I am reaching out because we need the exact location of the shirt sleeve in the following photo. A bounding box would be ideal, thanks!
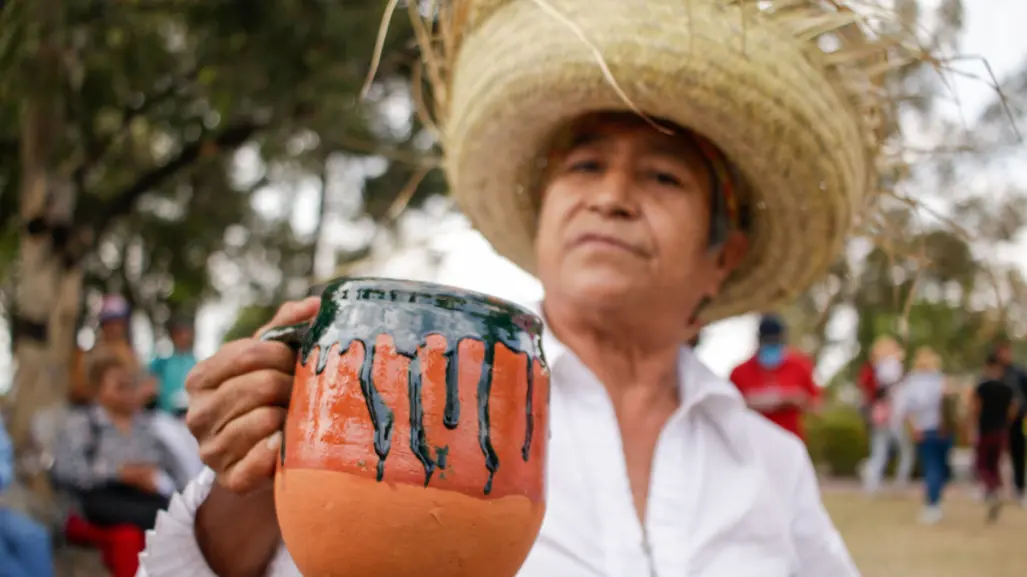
[789,448,861,577]
[138,467,298,577]
[51,412,115,491]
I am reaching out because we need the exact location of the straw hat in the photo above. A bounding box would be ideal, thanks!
[414,0,922,321]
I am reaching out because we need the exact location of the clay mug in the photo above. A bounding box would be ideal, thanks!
[261,277,550,577]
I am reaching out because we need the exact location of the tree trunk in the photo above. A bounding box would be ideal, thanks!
[8,2,82,513]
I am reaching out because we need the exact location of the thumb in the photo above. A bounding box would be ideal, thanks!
[255,296,321,338]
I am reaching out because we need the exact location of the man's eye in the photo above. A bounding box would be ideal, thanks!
[568,159,602,173]
[651,171,682,187]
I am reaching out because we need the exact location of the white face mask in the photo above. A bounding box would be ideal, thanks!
[874,356,904,387]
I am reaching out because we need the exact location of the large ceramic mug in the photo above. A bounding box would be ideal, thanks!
[261,277,550,577]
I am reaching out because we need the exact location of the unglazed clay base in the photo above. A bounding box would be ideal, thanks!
[275,468,545,577]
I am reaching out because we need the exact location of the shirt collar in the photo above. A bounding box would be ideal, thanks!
[530,301,744,414]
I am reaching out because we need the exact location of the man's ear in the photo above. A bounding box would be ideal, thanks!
[708,231,748,291]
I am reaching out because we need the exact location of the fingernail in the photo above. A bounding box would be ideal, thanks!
[266,431,283,451]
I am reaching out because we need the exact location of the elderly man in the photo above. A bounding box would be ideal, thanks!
[139,1,932,575]
[140,114,856,577]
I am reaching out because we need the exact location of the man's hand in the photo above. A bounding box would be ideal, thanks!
[187,297,319,577]
[185,297,320,493]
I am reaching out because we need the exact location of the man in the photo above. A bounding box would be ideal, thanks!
[141,115,856,577]
[972,354,1018,522]
[139,1,925,575]
[146,318,206,484]
[993,341,1027,504]
[729,315,820,441]
[149,317,198,417]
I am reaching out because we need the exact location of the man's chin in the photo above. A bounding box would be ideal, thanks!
[561,272,645,307]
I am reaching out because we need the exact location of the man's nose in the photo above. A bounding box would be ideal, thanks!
[586,168,638,218]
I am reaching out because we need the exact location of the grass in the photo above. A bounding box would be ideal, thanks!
[823,488,1027,577]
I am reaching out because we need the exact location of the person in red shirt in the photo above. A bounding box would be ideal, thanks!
[730,314,820,440]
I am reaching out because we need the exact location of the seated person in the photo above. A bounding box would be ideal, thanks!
[51,353,187,532]
[0,413,54,577]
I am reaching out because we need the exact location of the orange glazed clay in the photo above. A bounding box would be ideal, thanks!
[265,278,550,577]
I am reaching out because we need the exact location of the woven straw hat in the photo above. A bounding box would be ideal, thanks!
[413,0,919,321]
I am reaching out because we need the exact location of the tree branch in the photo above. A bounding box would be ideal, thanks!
[76,68,200,174]
[73,118,266,260]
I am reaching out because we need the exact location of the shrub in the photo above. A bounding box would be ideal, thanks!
[805,407,868,478]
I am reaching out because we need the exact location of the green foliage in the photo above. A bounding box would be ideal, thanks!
[1,0,445,338]
[221,304,278,343]
[806,408,869,478]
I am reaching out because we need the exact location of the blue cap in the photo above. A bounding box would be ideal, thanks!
[758,314,786,342]
[98,295,130,323]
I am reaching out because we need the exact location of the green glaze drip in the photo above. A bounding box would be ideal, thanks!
[262,277,546,495]
[406,353,435,486]
[521,354,535,462]
[442,346,461,429]
[476,340,499,495]
[357,340,394,481]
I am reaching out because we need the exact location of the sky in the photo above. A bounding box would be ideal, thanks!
[1,0,1026,390]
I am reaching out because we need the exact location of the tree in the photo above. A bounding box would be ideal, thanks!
[779,0,1027,383]
[0,1,445,469]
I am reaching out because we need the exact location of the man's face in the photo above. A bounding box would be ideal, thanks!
[101,318,127,341]
[535,112,746,313]
[97,366,136,413]
[171,325,194,350]
[996,344,1013,365]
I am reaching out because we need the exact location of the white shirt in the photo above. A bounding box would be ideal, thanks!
[893,371,945,433]
[139,322,859,577]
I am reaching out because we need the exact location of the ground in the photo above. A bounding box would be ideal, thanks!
[824,487,1027,577]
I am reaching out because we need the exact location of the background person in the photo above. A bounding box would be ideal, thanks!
[894,347,950,524]
[0,413,53,577]
[729,314,820,442]
[862,336,914,494]
[971,354,1018,522]
[992,341,1027,505]
[51,354,186,532]
[149,316,197,418]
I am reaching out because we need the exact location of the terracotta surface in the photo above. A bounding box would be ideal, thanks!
[276,469,545,577]
[270,278,550,577]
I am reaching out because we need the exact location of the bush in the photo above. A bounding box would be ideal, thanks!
[805,407,868,478]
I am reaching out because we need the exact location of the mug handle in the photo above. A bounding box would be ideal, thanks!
[257,322,309,466]
[258,322,309,351]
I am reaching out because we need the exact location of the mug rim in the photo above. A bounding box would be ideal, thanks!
[317,277,543,335]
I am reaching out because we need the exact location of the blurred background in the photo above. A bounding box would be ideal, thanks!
[1,0,1026,576]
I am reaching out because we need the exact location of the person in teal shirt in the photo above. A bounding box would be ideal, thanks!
[149,318,197,417]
